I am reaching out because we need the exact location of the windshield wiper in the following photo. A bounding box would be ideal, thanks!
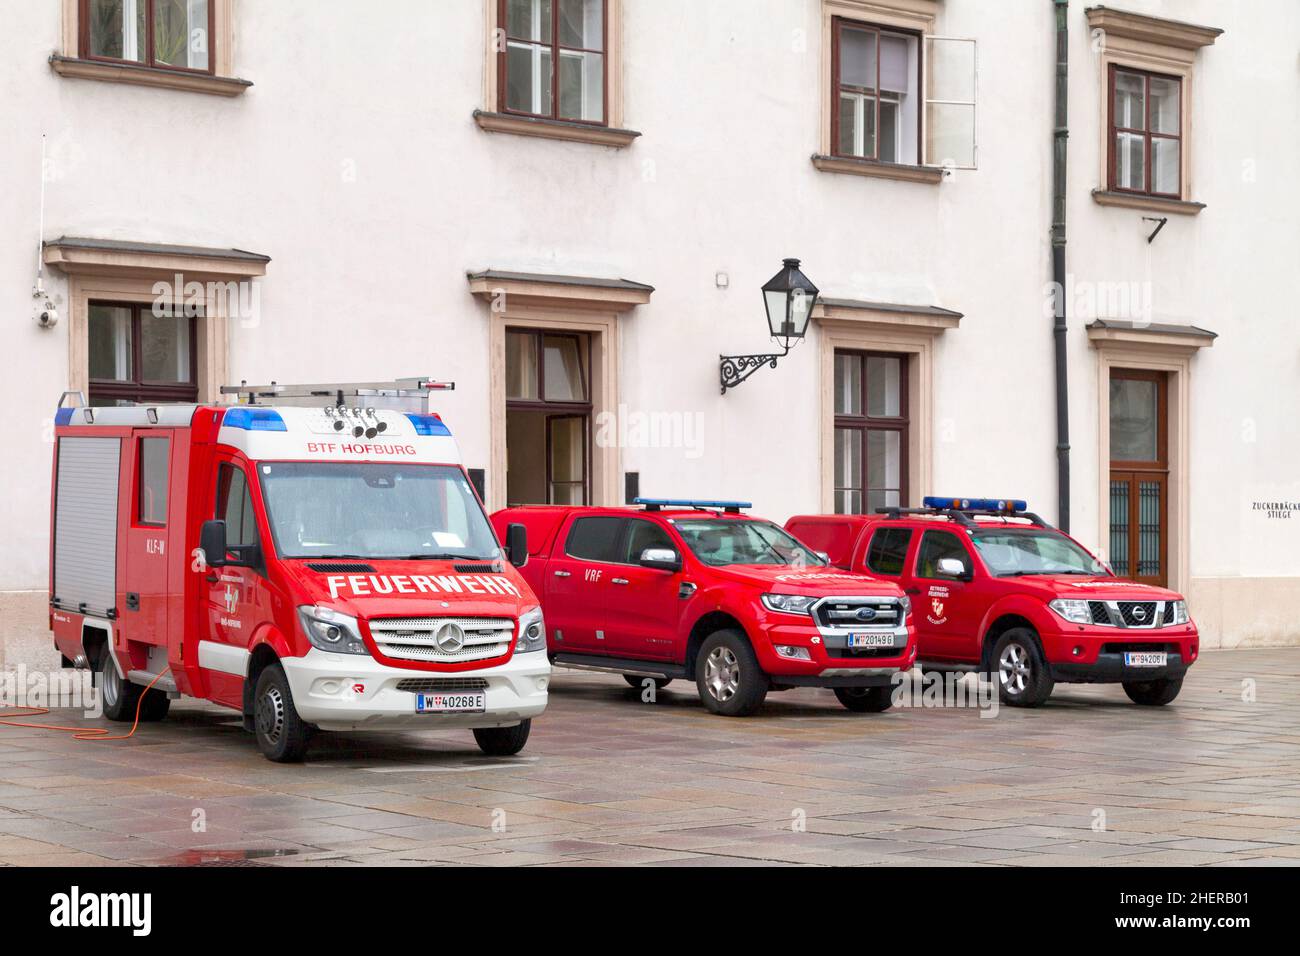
[402,553,498,562]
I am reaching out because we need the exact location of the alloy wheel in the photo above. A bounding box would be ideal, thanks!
[704,646,740,702]
[998,642,1031,695]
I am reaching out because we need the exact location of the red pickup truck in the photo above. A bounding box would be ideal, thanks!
[786,497,1198,708]
[491,499,916,716]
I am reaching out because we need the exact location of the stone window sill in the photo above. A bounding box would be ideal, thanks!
[473,111,640,148]
[1091,189,1205,216]
[811,154,945,184]
[50,55,252,97]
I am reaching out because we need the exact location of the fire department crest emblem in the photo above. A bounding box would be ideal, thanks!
[931,598,945,618]
[224,585,238,615]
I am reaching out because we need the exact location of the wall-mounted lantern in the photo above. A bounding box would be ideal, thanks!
[719,258,819,394]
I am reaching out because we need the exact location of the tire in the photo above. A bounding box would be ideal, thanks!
[96,650,142,722]
[1123,676,1183,706]
[991,628,1054,707]
[622,674,671,690]
[138,688,171,722]
[834,685,894,713]
[474,719,531,756]
[253,664,312,762]
[695,630,768,717]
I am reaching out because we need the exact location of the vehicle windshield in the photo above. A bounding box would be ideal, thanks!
[672,518,826,567]
[971,529,1109,577]
[257,462,500,561]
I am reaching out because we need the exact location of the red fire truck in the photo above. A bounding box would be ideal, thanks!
[490,499,916,716]
[786,497,1198,707]
[49,379,549,762]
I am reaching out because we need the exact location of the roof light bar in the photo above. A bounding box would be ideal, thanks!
[923,496,1027,513]
[634,497,753,514]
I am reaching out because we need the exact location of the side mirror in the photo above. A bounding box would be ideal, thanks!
[506,523,528,568]
[200,520,228,569]
[639,547,682,572]
[937,557,970,580]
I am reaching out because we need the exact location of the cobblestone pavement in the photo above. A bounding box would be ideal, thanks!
[1,648,1298,867]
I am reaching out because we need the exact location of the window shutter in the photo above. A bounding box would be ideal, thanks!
[922,36,978,169]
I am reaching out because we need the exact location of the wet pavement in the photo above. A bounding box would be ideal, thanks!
[1,647,1298,866]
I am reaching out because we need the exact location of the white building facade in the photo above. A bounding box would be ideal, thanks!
[2,0,1297,667]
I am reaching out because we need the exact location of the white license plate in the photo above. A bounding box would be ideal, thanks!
[848,633,895,648]
[416,691,486,714]
[1124,651,1167,667]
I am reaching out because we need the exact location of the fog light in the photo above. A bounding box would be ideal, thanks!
[1072,646,1083,657]
[774,644,811,661]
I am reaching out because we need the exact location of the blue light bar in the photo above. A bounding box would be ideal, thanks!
[222,407,287,431]
[634,497,752,510]
[405,413,452,437]
[924,496,1027,513]
[54,408,74,426]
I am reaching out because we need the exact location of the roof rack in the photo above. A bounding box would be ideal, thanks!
[221,378,454,412]
[875,505,1052,530]
[634,497,752,515]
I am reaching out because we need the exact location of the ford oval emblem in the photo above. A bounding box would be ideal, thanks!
[856,607,877,622]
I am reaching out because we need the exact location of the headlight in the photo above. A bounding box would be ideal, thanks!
[898,594,911,621]
[1171,600,1190,625]
[298,605,368,655]
[761,593,818,616]
[1048,598,1092,625]
[515,605,546,653]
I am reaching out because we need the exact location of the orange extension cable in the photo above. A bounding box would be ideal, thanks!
[0,667,171,742]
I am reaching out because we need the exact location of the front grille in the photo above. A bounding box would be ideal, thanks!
[813,597,902,630]
[307,562,377,573]
[368,616,513,663]
[1088,601,1112,625]
[1117,602,1159,627]
[1162,602,1175,624]
[824,643,905,659]
[396,677,490,693]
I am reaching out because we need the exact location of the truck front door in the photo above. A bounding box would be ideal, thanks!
[904,528,984,662]
[544,515,621,655]
[202,457,270,708]
[601,517,682,661]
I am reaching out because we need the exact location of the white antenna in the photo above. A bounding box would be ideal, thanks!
[34,133,46,297]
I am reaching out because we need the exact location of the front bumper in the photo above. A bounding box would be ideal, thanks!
[281,647,549,732]
[760,618,916,687]
[1040,623,1198,684]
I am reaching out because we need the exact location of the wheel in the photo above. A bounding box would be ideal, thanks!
[623,674,671,690]
[138,688,171,722]
[991,628,1054,707]
[695,630,768,717]
[474,719,531,756]
[834,685,894,713]
[1123,676,1183,706]
[95,650,142,722]
[253,664,311,762]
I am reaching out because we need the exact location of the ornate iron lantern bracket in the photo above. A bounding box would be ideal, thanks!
[719,344,793,394]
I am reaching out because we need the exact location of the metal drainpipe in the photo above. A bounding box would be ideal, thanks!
[1051,0,1071,532]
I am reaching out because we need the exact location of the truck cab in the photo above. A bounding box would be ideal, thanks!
[49,380,549,761]
[787,497,1199,707]
[491,498,916,716]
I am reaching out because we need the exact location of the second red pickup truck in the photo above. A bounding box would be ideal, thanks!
[491,499,916,716]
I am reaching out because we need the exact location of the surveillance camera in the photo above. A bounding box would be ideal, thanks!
[37,303,59,328]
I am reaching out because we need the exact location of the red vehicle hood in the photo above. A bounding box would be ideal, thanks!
[1006,574,1184,602]
[278,559,537,621]
[705,564,904,597]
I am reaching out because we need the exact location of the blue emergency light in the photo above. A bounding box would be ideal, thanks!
[405,413,452,436]
[635,497,752,513]
[222,407,288,431]
[924,496,1027,513]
